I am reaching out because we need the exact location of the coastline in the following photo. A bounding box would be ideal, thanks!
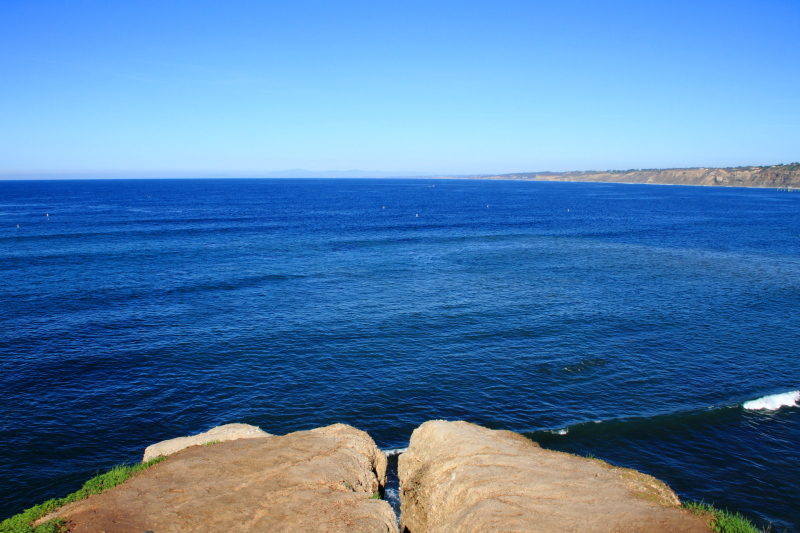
[431,163,800,189]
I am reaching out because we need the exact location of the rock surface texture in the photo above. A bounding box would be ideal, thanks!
[51,424,398,533]
[398,420,710,533]
[142,422,270,461]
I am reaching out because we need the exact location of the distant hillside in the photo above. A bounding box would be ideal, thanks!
[477,163,800,188]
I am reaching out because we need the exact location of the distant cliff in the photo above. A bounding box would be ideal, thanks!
[478,163,800,188]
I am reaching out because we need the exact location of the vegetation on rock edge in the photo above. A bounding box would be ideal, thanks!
[683,500,765,533]
[0,457,166,533]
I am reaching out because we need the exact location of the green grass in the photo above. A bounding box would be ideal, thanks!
[0,457,166,533]
[202,439,222,446]
[683,500,764,533]
[370,491,381,499]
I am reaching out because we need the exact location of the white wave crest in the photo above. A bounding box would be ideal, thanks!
[743,390,800,411]
[384,487,400,501]
[382,447,408,456]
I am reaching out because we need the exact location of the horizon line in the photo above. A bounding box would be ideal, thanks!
[1,162,798,180]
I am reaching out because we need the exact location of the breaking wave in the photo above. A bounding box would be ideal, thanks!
[743,390,800,411]
[529,391,800,445]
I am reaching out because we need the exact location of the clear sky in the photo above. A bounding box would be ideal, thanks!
[1,0,798,175]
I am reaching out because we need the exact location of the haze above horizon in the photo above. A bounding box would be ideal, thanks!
[1,1,798,176]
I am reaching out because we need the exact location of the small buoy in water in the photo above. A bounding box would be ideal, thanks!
[415,213,419,217]
[46,213,49,217]
[16,224,19,228]
[487,205,489,208]
[382,206,385,209]
[567,209,570,212]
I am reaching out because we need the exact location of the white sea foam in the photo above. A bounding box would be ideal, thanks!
[743,390,800,411]
[382,447,408,456]
[384,487,402,523]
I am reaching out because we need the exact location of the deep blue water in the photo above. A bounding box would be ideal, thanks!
[1,178,799,530]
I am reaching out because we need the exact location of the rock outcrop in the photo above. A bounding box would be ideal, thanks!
[30,420,718,532]
[142,422,270,461]
[49,424,398,533]
[398,420,709,533]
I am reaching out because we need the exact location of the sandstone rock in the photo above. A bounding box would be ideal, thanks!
[399,420,709,533]
[51,423,397,533]
[142,423,271,461]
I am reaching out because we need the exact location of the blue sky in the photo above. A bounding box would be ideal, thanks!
[1,0,798,175]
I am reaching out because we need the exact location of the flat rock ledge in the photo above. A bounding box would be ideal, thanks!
[35,420,715,533]
[399,420,710,533]
[49,423,398,533]
[142,422,271,462]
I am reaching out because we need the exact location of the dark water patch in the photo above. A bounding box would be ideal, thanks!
[169,273,308,295]
[561,358,608,373]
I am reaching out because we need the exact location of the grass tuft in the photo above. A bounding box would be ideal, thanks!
[683,500,764,533]
[0,456,166,533]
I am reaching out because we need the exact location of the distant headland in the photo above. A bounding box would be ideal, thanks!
[450,162,800,188]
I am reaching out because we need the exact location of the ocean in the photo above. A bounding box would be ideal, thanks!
[1,178,798,530]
